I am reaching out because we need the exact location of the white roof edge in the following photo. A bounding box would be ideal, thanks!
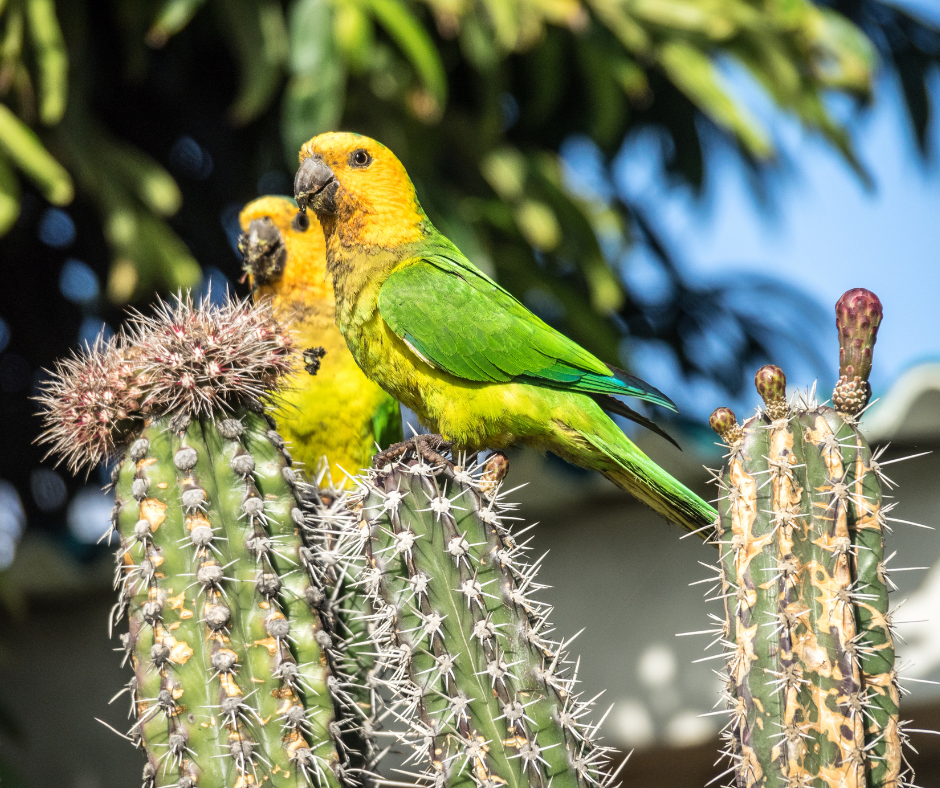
[861,361,940,442]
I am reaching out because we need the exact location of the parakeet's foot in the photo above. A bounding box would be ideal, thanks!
[373,433,454,468]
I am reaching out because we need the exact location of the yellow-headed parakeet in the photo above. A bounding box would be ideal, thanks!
[239,195,401,487]
[293,134,716,534]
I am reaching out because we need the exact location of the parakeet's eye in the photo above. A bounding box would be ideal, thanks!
[349,149,372,168]
[292,211,310,232]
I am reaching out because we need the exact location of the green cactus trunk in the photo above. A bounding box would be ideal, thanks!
[112,409,346,788]
[712,400,900,788]
[337,449,614,788]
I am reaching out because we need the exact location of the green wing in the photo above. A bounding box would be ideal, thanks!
[378,250,676,411]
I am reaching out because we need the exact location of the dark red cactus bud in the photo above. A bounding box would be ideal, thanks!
[754,365,788,419]
[709,408,736,435]
[836,288,882,384]
[755,365,786,404]
[709,408,743,444]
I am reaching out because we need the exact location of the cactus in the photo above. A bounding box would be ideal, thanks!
[327,442,618,788]
[38,296,356,788]
[300,478,389,778]
[707,288,909,788]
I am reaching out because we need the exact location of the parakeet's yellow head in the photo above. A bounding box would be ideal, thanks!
[294,132,429,250]
[238,195,332,303]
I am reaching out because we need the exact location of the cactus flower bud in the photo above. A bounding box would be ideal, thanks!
[833,288,882,416]
[709,407,743,445]
[755,365,788,420]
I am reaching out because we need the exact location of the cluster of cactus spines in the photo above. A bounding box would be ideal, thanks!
[328,444,619,788]
[39,295,363,788]
[703,288,912,788]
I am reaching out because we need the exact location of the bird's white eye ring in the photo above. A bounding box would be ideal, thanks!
[349,149,372,168]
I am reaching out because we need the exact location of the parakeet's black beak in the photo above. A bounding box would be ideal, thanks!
[294,157,338,216]
[238,217,287,286]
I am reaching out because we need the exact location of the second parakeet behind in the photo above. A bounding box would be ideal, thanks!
[293,133,717,535]
[239,195,401,487]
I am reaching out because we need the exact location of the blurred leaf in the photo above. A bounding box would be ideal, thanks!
[812,7,877,93]
[514,199,561,251]
[658,40,773,159]
[334,2,374,72]
[101,138,182,216]
[588,0,651,53]
[478,0,521,51]
[283,0,344,163]
[364,0,447,109]
[24,0,67,124]
[282,70,345,163]
[0,102,72,203]
[833,0,940,156]
[218,0,288,125]
[577,35,628,147]
[481,147,526,200]
[628,0,737,39]
[0,5,26,84]
[0,152,20,234]
[146,0,208,47]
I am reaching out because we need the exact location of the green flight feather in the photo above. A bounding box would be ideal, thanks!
[378,249,676,411]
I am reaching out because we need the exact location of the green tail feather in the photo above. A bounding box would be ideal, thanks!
[555,424,717,537]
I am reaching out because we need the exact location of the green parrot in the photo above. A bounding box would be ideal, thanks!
[293,132,717,535]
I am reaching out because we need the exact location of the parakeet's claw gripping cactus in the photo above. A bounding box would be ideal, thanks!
[372,433,455,470]
[706,289,911,788]
[322,445,620,788]
[38,296,359,788]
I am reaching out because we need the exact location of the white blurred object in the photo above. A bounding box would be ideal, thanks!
[896,562,940,679]
[0,479,25,569]
[637,642,678,688]
[613,699,656,749]
[863,362,940,443]
[67,485,113,544]
[665,710,717,747]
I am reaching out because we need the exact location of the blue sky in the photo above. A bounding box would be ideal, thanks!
[612,25,940,419]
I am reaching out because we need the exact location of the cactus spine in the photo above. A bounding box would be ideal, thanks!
[333,445,616,788]
[708,289,905,788]
[40,297,355,788]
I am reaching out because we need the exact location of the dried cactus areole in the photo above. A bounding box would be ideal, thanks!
[342,449,617,788]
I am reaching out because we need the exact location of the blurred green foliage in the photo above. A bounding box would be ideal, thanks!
[0,0,937,391]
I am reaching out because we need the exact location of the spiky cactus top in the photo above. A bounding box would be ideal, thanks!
[706,290,908,788]
[38,297,355,788]
[38,297,294,473]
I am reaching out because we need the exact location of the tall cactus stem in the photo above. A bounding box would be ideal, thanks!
[707,287,903,788]
[39,295,358,788]
[330,450,618,788]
